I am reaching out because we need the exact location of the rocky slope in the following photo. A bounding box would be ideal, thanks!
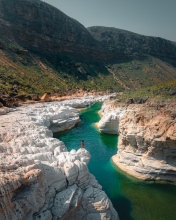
[97,99,176,182]
[0,0,101,62]
[88,26,176,66]
[0,0,176,100]
[0,96,119,220]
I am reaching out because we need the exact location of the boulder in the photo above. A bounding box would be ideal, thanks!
[41,93,50,101]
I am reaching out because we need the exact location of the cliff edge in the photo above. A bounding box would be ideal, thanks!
[0,97,118,220]
[97,99,176,181]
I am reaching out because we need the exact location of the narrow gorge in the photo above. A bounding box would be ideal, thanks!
[0,1,176,220]
[97,99,176,182]
[0,96,119,220]
[54,101,176,220]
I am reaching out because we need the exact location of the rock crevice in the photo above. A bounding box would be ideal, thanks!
[0,96,119,219]
[97,100,176,182]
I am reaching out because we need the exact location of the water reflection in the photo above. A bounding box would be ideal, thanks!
[54,102,176,220]
[99,133,118,150]
[112,195,134,220]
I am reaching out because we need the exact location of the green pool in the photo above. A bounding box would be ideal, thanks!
[54,102,176,220]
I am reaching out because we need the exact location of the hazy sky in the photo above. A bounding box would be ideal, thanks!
[42,0,176,41]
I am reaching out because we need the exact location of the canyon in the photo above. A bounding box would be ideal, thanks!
[0,0,176,219]
[97,99,176,181]
[0,96,119,220]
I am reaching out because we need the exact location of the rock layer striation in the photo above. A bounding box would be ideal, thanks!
[0,96,119,220]
[97,100,176,182]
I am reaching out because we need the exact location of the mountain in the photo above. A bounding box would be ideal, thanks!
[87,26,176,66]
[0,0,102,62]
[0,0,176,104]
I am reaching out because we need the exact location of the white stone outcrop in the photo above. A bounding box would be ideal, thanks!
[96,101,125,134]
[98,100,176,182]
[0,96,119,220]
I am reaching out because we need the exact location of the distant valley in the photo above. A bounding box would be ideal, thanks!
[0,0,176,104]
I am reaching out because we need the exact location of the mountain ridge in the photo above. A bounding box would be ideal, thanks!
[87,26,176,66]
[88,25,176,42]
[0,0,100,60]
[0,0,176,105]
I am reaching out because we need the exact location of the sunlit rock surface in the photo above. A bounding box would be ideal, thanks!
[96,100,125,134]
[0,96,119,220]
[98,100,176,182]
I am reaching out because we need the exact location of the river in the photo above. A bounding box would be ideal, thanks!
[54,102,176,220]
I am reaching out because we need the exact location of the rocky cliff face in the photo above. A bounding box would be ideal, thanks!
[97,100,176,182]
[96,102,123,134]
[1,0,176,64]
[88,26,176,66]
[0,97,119,220]
[0,0,103,62]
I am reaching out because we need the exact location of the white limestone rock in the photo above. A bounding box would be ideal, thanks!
[96,101,125,134]
[63,162,79,185]
[96,112,120,134]
[74,160,90,188]
[99,100,176,182]
[0,96,119,220]
[77,148,91,164]
[52,184,79,219]
[81,186,118,220]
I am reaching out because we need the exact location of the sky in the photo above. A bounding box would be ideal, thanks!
[42,0,176,41]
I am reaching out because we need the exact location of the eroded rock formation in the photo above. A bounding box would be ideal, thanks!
[96,101,125,134]
[0,96,118,220]
[97,100,176,182]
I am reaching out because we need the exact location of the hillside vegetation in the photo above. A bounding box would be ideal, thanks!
[88,26,176,66]
[0,0,176,104]
[117,80,176,102]
[1,38,176,98]
[0,39,123,97]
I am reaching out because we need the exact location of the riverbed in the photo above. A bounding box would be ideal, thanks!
[54,102,176,220]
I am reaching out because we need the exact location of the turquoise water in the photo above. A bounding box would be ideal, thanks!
[54,103,176,220]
